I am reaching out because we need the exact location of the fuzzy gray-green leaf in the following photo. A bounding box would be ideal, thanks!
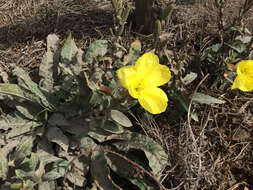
[0,113,24,130]
[15,101,42,121]
[80,136,96,150]
[15,169,34,180]
[14,137,34,166]
[29,153,40,171]
[7,120,42,139]
[109,132,168,178]
[85,40,108,64]
[110,110,132,127]
[183,72,197,85]
[43,171,63,181]
[102,120,124,134]
[13,67,56,110]
[42,159,68,181]
[192,92,226,105]
[38,181,55,190]
[39,34,59,92]
[46,127,69,152]
[39,51,54,92]
[123,39,141,65]
[66,169,87,187]
[0,84,36,103]
[0,153,8,180]
[0,112,42,137]
[61,33,78,64]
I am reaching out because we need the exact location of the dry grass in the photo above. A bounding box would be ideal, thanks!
[0,0,253,189]
[0,0,114,73]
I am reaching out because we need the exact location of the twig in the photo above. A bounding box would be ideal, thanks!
[187,74,209,148]
[187,74,209,185]
[96,148,167,190]
[63,147,167,190]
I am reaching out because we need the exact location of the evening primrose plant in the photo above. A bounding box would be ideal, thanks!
[0,34,168,190]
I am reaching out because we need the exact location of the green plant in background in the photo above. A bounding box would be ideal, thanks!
[0,34,168,189]
[110,0,132,36]
[133,0,174,34]
[199,25,253,91]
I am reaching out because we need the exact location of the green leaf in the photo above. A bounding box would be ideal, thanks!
[19,153,40,172]
[14,137,34,166]
[15,169,34,180]
[0,153,8,180]
[79,136,96,150]
[84,40,108,64]
[42,159,68,181]
[37,145,65,166]
[10,183,23,189]
[123,39,141,65]
[48,113,90,136]
[38,181,55,190]
[192,92,226,105]
[43,171,63,181]
[15,101,42,121]
[0,112,43,138]
[105,152,159,190]
[0,84,37,103]
[110,132,168,177]
[13,67,56,110]
[39,34,59,92]
[46,127,69,152]
[101,120,124,134]
[66,169,87,187]
[1,139,20,157]
[28,153,40,171]
[0,112,23,130]
[91,150,120,190]
[183,72,197,85]
[110,110,132,127]
[88,130,114,143]
[235,35,252,44]
[34,161,45,178]
[170,91,199,122]
[7,120,42,139]
[211,43,222,52]
[57,34,83,96]
[61,33,78,64]
[225,41,246,53]
[161,4,174,21]
[130,179,155,190]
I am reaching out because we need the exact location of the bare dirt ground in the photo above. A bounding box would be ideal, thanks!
[1,0,253,189]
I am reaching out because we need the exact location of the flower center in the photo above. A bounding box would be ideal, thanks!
[135,83,141,91]
[133,82,144,96]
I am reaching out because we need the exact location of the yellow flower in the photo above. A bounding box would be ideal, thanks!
[117,52,171,114]
[231,60,253,92]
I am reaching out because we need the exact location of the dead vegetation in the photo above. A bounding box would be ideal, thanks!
[0,0,253,189]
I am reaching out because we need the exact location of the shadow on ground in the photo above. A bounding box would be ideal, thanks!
[0,0,113,49]
[0,0,114,72]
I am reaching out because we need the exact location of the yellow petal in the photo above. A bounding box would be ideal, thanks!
[117,66,137,89]
[237,60,253,76]
[135,52,171,87]
[138,87,168,114]
[232,75,253,92]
